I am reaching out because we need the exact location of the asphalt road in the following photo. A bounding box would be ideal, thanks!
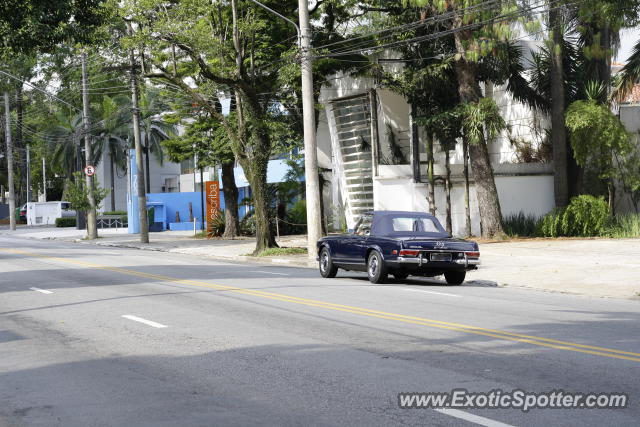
[1,236,639,427]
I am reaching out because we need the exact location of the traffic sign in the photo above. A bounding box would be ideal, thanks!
[84,165,96,176]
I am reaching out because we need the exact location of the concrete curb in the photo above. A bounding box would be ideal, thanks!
[66,237,318,269]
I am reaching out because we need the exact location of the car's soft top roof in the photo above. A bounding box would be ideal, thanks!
[368,211,447,236]
[368,210,437,218]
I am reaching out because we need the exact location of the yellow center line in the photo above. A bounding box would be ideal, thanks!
[3,248,640,363]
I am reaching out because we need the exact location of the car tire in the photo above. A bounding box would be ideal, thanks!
[367,250,388,284]
[319,247,338,278]
[444,270,466,285]
[393,272,409,281]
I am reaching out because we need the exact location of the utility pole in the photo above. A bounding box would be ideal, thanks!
[4,92,15,230]
[26,145,30,202]
[81,52,98,239]
[128,23,149,243]
[297,0,323,260]
[199,163,205,231]
[42,156,47,201]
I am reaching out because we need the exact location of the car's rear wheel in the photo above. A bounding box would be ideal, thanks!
[367,250,388,284]
[319,247,338,278]
[444,270,466,285]
[393,272,409,281]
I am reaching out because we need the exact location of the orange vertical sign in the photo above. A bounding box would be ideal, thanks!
[205,181,220,235]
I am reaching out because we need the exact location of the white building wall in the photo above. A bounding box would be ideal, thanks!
[373,169,553,236]
[95,150,181,213]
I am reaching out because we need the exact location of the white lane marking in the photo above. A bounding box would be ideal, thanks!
[402,288,461,297]
[30,287,53,294]
[435,409,514,427]
[254,271,290,276]
[121,315,168,329]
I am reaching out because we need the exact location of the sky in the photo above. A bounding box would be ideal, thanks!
[616,27,640,63]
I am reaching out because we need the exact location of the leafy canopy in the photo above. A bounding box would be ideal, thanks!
[565,100,632,179]
[0,0,109,57]
[65,172,109,212]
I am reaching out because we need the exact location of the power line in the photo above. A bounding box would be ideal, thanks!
[317,0,575,59]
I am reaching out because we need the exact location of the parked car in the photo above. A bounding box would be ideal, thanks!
[19,204,27,222]
[317,211,480,285]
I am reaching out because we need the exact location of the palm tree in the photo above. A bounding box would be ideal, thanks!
[138,88,176,193]
[46,110,85,199]
[613,39,640,101]
[93,95,130,211]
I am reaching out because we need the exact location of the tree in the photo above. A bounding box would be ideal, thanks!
[138,88,175,193]
[565,100,632,211]
[163,113,241,239]
[0,0,108,57]
[46,110,86,199]
[93,95,130,211]
[124,0,305,253]
[65,171,110,219]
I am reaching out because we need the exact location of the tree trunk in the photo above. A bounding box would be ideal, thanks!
[463,139,472,237]
[453,34,504,237]
[244,158,277,254]
[426,133,436,215]
[221,161,239,239]
[110,150,116,211]
[549,8,569,207]
[445,149,452,234]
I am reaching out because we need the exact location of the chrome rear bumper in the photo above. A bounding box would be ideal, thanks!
[396,256,480,267]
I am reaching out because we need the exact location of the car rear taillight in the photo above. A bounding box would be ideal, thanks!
[465,251,480,258]
[399,249,420,257]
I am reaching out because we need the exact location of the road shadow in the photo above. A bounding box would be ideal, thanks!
[338,274,499,288]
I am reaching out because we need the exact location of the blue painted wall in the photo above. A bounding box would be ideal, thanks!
[147,192,206,228]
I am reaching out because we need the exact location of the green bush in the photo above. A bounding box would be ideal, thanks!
[503,212,539,237]
[538,195,610,237]
[281,199,307,235]
[240,213,256,236]
[208,210,226,237]
[55,217,76,227]
[561,195,609,237]
[538,208,565,237]
[606,214,640,238]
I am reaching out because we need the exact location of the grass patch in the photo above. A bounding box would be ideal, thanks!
[256,247,308,257]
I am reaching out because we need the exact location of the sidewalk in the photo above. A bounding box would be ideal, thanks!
[2,226,312,267]
[3,226,640,299]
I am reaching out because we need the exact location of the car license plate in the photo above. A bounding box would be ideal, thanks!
[430,253,452,262]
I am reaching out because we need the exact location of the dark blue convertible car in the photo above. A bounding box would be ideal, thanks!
[317,211,479,285]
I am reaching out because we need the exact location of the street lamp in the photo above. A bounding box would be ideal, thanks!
[246,0,323,259]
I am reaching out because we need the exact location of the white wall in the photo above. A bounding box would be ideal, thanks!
[495,175,555,218]
[377,89,411,164]
[373,166,554,236]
